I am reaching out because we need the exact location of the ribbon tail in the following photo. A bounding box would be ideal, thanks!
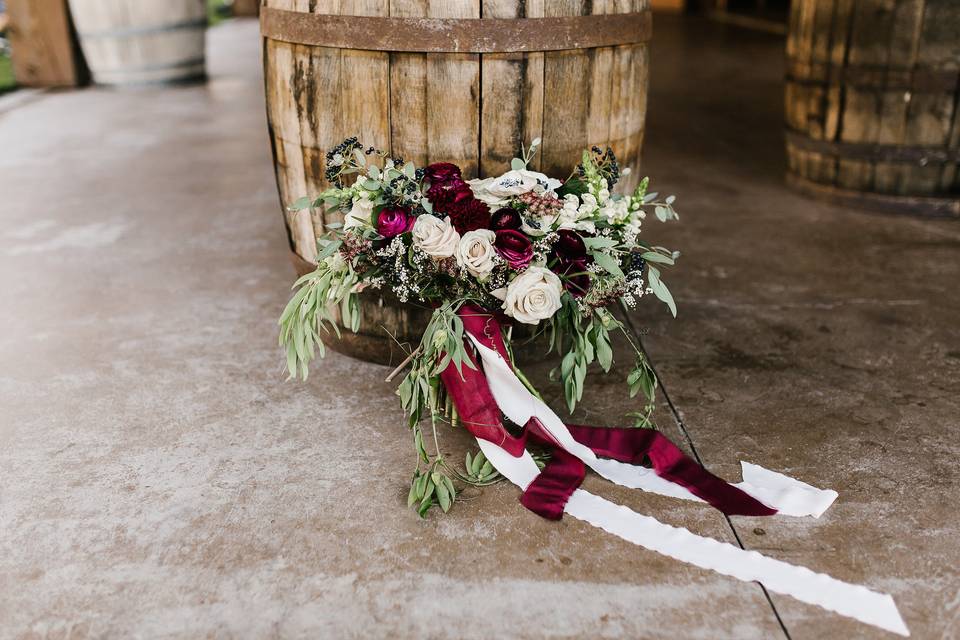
[475,436,909,637]
[734,461,838,518]
[565,488,910,637]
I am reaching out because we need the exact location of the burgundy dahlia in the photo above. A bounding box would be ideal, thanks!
[376,206,413,238]
[490,207,522,231]
[495,229,533,270]
[424,165,491,234]
[424,162,464,187]
[447,197,491,233]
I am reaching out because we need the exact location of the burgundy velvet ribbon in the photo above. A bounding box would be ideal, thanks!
[441,304,776,520]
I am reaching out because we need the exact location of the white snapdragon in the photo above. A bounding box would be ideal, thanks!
[491,266,563,325]
[599,198,631,225]
[455,229,497,278]
[412,214,459,258]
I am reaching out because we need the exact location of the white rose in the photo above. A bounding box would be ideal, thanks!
[412,214,460,258]
[455,229,497,278]
[492,266,563,325]
[343,195,374,230]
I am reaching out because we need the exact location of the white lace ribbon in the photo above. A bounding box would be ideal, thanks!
[468,336,908,637]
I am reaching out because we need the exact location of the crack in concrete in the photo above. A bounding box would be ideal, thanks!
[621,309,793,640]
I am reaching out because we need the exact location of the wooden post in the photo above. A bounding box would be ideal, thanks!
[6,0,83,87]
[232,0,260,17]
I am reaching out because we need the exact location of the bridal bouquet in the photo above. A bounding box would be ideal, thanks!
[280,139,679,515]
[277,138,908,636]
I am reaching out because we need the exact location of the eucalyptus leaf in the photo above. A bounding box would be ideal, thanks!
[591,251,625,278]
[582,236,617,250]
[288,196,313,211]
[640,251,674,265]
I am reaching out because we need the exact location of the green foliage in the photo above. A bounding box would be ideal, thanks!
[277,240,358,380]
[207,0,230,26]
[546,302,617,413]
[0,52,16,94]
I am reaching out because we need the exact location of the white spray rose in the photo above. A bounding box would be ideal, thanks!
[455,229,497,278]
[412,214,460,258]
[343,194,374,230]
[492,266,563,325]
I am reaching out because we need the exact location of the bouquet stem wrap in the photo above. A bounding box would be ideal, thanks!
[440,305,909,637]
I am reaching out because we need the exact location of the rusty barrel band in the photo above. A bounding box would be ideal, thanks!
[785,58,960,93]
[260,8,652,53]
[786,130,960,166]
[786,173,960,219]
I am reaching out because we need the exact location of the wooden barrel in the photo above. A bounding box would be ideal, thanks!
[231,0,260,17]
[785,0,960,218]
[263,0,652,365]
[68,0,206,86]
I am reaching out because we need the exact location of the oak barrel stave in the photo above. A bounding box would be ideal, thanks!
[786,0,960,217]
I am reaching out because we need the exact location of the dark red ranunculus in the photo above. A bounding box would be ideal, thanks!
[490,207,522,231]
[550,229,591,296]
[376,206,413,238]
[556,258,591,297]
[554,229,587,262]
[495,229,533,270]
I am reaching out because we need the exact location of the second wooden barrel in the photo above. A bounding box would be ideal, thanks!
[262,0,652,365]
[69,0,207,86]
[785,0,960,217]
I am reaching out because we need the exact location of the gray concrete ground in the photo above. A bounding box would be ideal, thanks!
[1,15,958,640]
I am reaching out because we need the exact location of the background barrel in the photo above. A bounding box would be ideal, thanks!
[262,0,651,365]
[68,0,206,86]
[785,0,960,218]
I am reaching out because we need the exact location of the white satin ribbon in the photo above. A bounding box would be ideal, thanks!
[468,336,908,637]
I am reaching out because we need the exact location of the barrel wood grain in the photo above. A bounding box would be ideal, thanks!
[6,0,83,87]
[389,0,429,167]
[426,0,481,177]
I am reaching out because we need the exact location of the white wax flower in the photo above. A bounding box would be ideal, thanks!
[455,229,497,278]
[492,265,563,325]
[412,214,460,258]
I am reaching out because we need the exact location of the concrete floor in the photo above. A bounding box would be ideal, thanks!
[1,15,958,640]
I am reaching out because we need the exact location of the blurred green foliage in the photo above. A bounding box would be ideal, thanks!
[207,0,231,26]
[0,52,14,93]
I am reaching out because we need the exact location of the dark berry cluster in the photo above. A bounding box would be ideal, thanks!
[324,137,362,186]
[576,146,621,188]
